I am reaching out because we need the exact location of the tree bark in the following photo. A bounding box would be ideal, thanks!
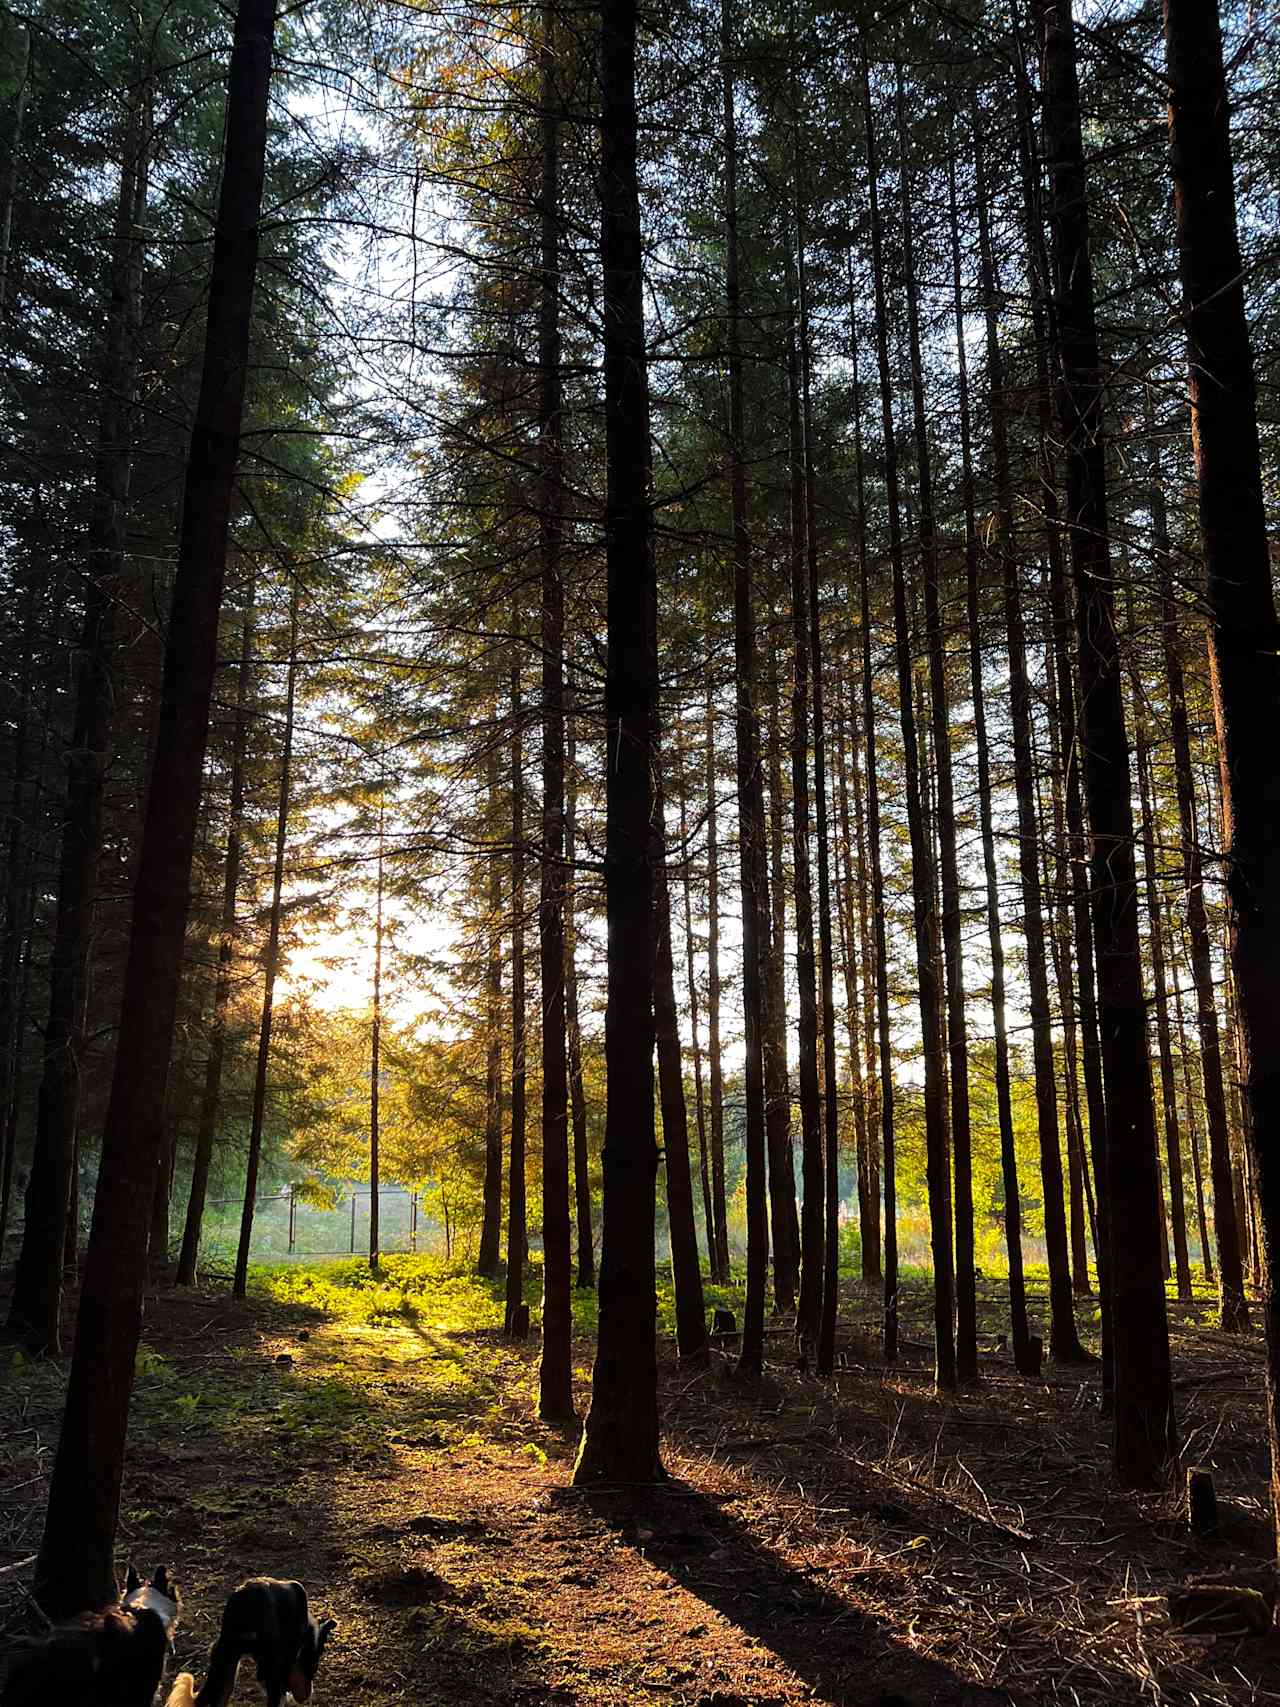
[785,289,822,1360]
[233,577,300,1299]
[764,616,800,1306]
[1013,81,1114,1386]
[8,96,150,1352]
[677,735,714,1277]
[1036,0,1175,1482]
[862,44,951,1389]
[1162,0,1280,1531]
[369,797,384,1270]
[565,721,594,1288]
[477,735,504,1278]
[722,0,769,1378]
[966,113,1035,1374]
[653,717,708,1365]
[704,675,730,1282]
[504,666,528,1337]
[573,0,662,1483]
[1169,925,1214,1283]
[537,4,573,1417]
[1148,409,1247,1328]
[903,106,975,1381]
[35,0,277,1612]
[176,592,254,1285]
[1126,604,1192,1301]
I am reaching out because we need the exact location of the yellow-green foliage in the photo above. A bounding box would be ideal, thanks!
[250,1254,505,1331]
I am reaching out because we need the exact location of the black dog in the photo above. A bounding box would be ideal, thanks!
[195,1580,334,1707]
[1,1564,192,1707]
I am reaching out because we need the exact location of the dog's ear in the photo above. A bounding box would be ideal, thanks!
[317,1618,337,1654]
[125,1564,141,1592]
[151,1567,175,1596]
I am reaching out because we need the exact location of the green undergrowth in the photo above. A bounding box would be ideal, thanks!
[247,1252,743,1342]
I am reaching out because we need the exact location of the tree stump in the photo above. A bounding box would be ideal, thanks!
[1186,1466,1220,1537]
[1168,1583,1273,1636]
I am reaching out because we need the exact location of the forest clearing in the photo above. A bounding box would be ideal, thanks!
[3,1260,1276,1706]
[5,0,1280,1697]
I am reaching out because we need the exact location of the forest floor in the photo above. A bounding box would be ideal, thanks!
[1,1259,1277,1707]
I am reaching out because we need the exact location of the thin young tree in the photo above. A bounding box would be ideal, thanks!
[1148,399,1247,1329]
[505,664,528,1338]
[477,735,504,1278]
[862,42,953,1390]
[537,0,574,1419]
[233,576,301,1299]
[176,589,254,1284]
[369,792,385,1271]
[964,113,1035,1374]
[898,80,976,1381]
[722,0,769,1377]
[565,719,594,1288]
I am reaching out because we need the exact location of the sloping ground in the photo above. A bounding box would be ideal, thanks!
[1,1264,1276,1706]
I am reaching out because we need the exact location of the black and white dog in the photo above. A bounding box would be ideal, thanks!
[1,1564,194,1707]
[193,1579,335,1707]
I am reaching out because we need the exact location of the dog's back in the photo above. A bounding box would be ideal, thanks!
[196,1579,308,1707]
[1,1607,170,1707]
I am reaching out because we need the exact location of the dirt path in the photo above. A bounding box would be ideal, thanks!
[2,1272,1276,1706]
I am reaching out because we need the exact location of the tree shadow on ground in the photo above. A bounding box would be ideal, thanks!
[571,1481,1019,1707]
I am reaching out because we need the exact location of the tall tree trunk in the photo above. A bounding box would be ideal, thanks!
[1162,0,1280,1530]
[862,45,952,1389]
[722,0,769,1377]
[177,594,255,1285]
[1036,0,1175,1482]
[848,668,881,1284]
[1169,920,1214,1282]
[785,293,822,1359]
[0,571,40,1238]
[833,694,868,1282]
[902,102,974,1381]
[1012,83,1114,1387]
[1126,606,1192,1301]
[369,797,384,1270]
[677,735,715,1274]
[232,578,300,1299]
[1148,413,1248,1329]
[537,5,573,1417]
[705,676,730,1282]
[1,670,52,1257]
[653,717,709,1365]
[477,736,504,1278]
[764,616,800,1305]
[565,721,594,1288]
[839,311,881,1290]
[573,0,661,1483]
[504,667,528,1338]
[965,116,1035,1374]
[7,98,150,1352]
[35,0,277,1612]
[1039,576,1093,1295]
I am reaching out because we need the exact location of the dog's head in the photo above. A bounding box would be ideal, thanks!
[122,1564,182,1641]
[287,1614,336,1702]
